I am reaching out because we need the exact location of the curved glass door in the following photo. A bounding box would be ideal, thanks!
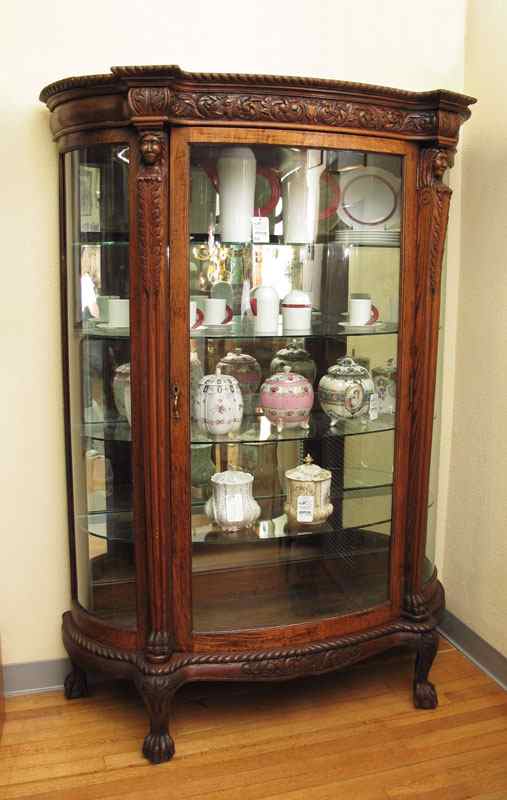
[188,142,402,631]
[63,144,135,627]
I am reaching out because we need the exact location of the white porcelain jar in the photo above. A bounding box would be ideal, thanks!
[193,367,244,436]
[217,348,262,416]
[281,289,312,334]
[190,350,204,422]
[284,454,333,528]
[318,356,374,422]
[205,470,261,532]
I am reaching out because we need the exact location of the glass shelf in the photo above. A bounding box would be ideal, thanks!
[191,317,398,340]
[191,410,396,445]
[78,511,134,544]
[192,486,392,546]
[73,240,129,247]
[79,322,130,339]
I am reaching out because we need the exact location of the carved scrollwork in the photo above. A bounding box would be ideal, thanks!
[128,87,172,117]
[147,630,172,660]
[137,132,164,296]
[416,148,453,296]
[170,92,436,135]
[241,645,363,677]
[403,592,431,622]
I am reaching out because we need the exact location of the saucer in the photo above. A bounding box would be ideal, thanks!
[338,321,383,329]
[98,322,130,330]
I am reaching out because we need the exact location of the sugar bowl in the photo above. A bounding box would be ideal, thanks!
[284,454,333,528]
[318,356,374,422]
[260,365,314,433]
[217,348,262,416]
[205,470,261,532]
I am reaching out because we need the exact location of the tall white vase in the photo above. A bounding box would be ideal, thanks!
[217,147,256,243]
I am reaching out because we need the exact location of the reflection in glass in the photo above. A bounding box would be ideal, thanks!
[189,143,402,631]
[64,145,135,627]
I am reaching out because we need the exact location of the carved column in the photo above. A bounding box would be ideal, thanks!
[130,95,173,661]
[404,148,453,619]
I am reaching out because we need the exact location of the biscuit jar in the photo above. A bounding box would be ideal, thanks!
[318,356,374,422]
[281,289,312,334]
[205,470,261,532]
[193,367,244,436]
[284,455,333,528]
[270,340,317,385]
[260,365,314,433]
[217,348,262,416]
[372,358,397,415]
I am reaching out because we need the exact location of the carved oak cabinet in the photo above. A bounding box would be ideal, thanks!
[40,66,474,763]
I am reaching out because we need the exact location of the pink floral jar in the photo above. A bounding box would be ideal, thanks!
[260,365,314,433]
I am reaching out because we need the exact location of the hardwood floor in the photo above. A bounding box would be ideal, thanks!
[1,640,507,799]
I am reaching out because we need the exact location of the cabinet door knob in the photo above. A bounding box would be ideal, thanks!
[171,384,181,420]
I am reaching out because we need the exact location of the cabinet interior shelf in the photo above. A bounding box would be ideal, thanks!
[191,319,398,340]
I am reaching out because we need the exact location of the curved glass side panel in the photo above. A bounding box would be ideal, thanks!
[63,145,135,628]
[188,143,402,631]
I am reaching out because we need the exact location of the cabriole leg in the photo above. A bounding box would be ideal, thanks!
[413,629,439,709]
[137,676,179,764]
[64,660,89,699]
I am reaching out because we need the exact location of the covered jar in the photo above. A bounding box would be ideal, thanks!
[270,340,317,385]
[318,356,374,422]
[284,455,333,528]
[260,365,313,433]
[217,348,262,415]
[205,470,261,532]
[372,358,397,415]
[193,367,243,436]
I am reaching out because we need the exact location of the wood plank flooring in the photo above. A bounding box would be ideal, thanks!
[1,640,507,799]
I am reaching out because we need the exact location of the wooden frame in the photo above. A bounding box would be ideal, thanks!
[40,65,475,765]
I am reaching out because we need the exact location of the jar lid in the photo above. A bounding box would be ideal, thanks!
[327,356,370,379]
[274,340,312,360]
[285,454,331,482]
[281,290,312,308]
[211,470,254,485]
[263,365,311,387]
[199,367,240,388]
[218,348,258,366]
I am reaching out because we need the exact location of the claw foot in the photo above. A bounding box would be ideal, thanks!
[143,732,175,764]
[64,664,89,700]
[414,679,438,709]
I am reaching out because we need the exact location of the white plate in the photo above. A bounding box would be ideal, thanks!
[337,166,401,231]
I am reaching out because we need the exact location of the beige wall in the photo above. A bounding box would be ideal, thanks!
[0,0,466,665]
[443,0,507,655]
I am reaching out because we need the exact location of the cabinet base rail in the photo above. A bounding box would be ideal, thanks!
[63,581,443,764]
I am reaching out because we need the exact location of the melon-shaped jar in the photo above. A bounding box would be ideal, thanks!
[270,340,317,385]
[113,363,131,425]
[260,365,314,433]
[217,348,262,416]
[318,356,374,423]
[205,470,261,532]
[193,367,243,437]
[284,454,333,528]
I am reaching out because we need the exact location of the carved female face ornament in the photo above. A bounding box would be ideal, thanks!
[433,150,449,179]
[140,133,162,165]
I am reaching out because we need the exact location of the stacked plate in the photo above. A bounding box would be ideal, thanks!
[334,229,400,247]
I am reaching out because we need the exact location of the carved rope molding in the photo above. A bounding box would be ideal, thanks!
[63,613,436,678]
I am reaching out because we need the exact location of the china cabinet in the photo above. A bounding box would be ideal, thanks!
[40,66,475,763]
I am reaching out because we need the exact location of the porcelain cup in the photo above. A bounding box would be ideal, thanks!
[204,298,233,325]
[96,295,119,323]
[108,298,130,327]
[348,294,378,326]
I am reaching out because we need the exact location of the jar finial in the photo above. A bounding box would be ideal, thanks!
[304,454,313,465]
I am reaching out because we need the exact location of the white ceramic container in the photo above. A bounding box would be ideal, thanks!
[217,146,256,243]
[190,350,204,422]
[205,470,261,532]
[284,454,333,528]
[252,285,280,335]
[318,356,374,422]
[282,150,327,244]
[190,165,217,234]
[281,289,312,333]
[217,348,262,416]
[193,367,243,436]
